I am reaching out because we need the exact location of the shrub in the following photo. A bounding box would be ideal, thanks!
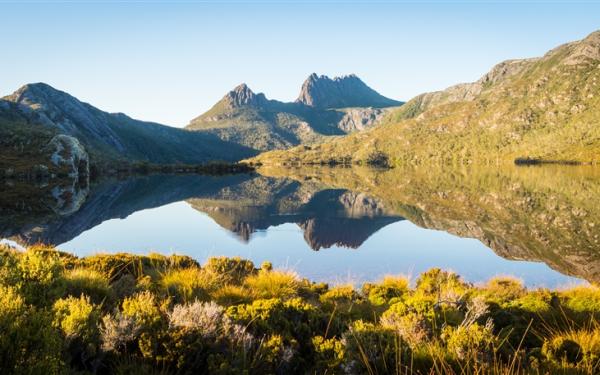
[0,285,64,374]
[227,298,322,344]
[443,320,496,361]
[364,275,409,306]
[64,267,112,304]
[53,295,101,343]
[52,295,102,370]
[122,291,163,329]
[17,249,65,305]
[211,284,253,306]
[84,253,199,280]
[312,335,345,372]
[100,312,141,353]
[161,267,212,303]
[561,286,600,315]
[483,276,526,303]
[343,320,411,374]
[204,256,256,284]
[416,268,469,303]
[380,303,432,346]
[508,290,554,314]
[244,269,301,300]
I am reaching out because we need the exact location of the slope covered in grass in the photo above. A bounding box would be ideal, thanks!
[250,31,600,166]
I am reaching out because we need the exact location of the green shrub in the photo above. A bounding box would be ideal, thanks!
[364,275,409,306]
[343,320,411,374]
[64,267,112,304]
[203,256,256,285]
[211,284,253,306]
[482,276,526,303]
[17,249,65,305]
[53,295,101,343]
[416,268,469,302]
[312,335,345,372]
[0,286,64,374]
[443,321,496,361]
[161,267,212,303]
[84,253,198,280]
[244,269,301,300]
[122,291,163,329]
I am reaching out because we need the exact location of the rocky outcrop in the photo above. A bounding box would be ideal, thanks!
[44,135,89,179]
[296,73,402,109]
[223,84,268,109]
[336,108,390,132]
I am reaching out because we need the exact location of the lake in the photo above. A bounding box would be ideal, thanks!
[2,165,599,288]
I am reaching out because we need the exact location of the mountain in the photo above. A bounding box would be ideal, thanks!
[0,83,255,176]
[250,31,600,166]
[186,75,403,152]
[296,73,402,109]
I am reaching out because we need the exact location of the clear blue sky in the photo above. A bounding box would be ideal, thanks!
[1,1,599,127]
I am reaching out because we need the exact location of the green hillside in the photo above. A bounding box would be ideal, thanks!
[249,31,600,166]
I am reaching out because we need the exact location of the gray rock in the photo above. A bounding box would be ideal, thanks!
[44,134,89,178]
[296,73,402,109]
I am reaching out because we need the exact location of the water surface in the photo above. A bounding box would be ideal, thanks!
[2,165,598,287]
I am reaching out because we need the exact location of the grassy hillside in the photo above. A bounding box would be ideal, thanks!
[250,31,600,166]
[4,246,600,374]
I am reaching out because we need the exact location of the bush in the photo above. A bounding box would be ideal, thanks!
[343,320,411,374]
[64,267,112,304]
[17,249,65,305]
[53,295,101,342]
[244,269,301,300]
[161,267,212,303]
[204,256,256,285]
[211,284,253,306]
[482,276,526,303]
[443,320,496,361]
[0,286,64,374]
[122,291,163,329]
[364,275,409,306]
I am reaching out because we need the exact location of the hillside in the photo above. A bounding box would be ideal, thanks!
[0,83,255,176]
[186,75,402,152]
[249,31,600,166]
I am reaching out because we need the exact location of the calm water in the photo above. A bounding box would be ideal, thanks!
[2,166,599,287]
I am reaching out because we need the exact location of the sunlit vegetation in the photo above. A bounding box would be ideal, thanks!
[248,32,600,167]
[2,246,600,374]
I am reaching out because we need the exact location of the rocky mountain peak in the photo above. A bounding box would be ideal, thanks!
[296,73,401,109]
[223,83,267,109]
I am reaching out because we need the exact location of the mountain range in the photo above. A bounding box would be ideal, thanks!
[0,74,401,178]
[250,30,600,166]
[186,74,402,151]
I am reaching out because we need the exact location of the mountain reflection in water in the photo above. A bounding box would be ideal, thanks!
[1,165,598,286]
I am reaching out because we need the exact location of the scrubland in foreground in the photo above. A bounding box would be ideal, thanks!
[2,246,600,374]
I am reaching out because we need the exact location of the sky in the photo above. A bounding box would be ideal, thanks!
[1,1,599,127]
